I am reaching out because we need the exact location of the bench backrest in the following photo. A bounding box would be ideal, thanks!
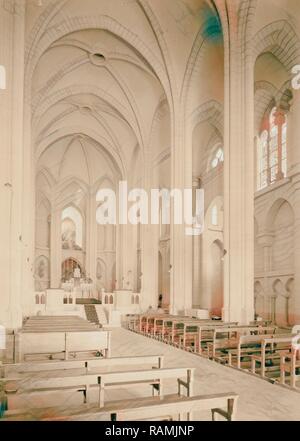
[213,326,276,341]
[1,355,164,377]
[17,330,111,362]
[238,333,276,346]
[262,335,296,347]
[11,367,195,392]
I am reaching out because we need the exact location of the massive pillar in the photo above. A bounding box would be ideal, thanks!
[0,0,26,329]
[169,107,193,315]
[192,177,201,307]
[292,187,300,325]
[288,89,300,324]
[221,0,255,324]
[139,152,158,309]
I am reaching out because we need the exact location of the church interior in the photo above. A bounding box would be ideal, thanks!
[1,0,300,422]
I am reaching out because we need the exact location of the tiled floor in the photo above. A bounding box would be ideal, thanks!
[109,327,300,421]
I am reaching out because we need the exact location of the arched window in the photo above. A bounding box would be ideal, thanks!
[211,205,218,226]
[257,107,287,190]
[211,147,224,169]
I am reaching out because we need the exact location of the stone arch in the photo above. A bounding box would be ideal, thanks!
[265,198,294,231]
[286,278,294,296]
[253,20,300,71]
[190,100,224,135]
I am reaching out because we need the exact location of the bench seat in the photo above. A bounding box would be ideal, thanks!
[1,392,239,421]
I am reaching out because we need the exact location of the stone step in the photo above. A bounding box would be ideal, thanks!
[76,298,101,305]
[84,305,100,326]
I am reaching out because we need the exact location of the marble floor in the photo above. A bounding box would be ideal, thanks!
[108,327,300,421]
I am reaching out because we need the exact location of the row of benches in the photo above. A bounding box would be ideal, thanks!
[0,354,238,421]
[128,313,300,389]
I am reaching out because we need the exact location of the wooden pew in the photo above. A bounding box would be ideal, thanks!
[17,330,111,362]
[132,314,243,356]
[227,334,277,369]
[1,355,164,379]
[155,318,237,349]
[140,316,243,355]
[207,326,277,360]
[251,335,296,378]
[4,367,195,410]
[280,346,300,388]
[194,322,239,355]
[1,392,239,421]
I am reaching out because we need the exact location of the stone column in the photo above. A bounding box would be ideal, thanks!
[286,90,300,324]
[0,1,25,329]
[169,107,193,315]
[192,177,201,307]
[292,176,300,325]
[139,152,159,310]
[287,89,300,177]
[222,0,255,324]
